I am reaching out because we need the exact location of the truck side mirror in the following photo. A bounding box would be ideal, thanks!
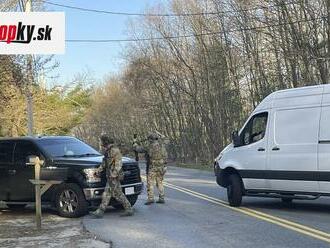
[232,130,241,147]
[26,155,44,166]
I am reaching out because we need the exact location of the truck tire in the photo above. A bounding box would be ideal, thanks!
[227,174,243,207]
[113,194,138,210]
[54,183,88,218]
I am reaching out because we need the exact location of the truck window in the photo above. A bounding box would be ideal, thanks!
[36,138,100,158]
[14,141,41,165]
[275,107,320,145]
[0,141,14,164]
[241,112,268,146]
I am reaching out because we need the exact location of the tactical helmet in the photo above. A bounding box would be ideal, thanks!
[147,132,160,141]
[100,134,114,146]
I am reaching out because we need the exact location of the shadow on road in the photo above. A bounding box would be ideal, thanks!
[242,199,330,214]
[0,204,58,219]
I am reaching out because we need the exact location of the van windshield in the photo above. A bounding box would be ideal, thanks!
[36,138,101,158]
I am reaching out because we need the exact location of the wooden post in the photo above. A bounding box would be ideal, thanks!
[34,156,42,230]
[28,156,62,231]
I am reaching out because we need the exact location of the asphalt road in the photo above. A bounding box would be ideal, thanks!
[83,165,330,248]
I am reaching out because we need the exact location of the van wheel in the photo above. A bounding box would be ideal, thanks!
[113,195,138,210]
[227,174,243,207]
[54,183,88,218]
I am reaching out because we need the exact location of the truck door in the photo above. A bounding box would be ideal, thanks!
[0,141,15,201]
[268,107,320,193]
[10,141,41,201]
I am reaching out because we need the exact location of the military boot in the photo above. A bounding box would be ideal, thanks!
[144,200,155,205]
[89,209,104,218]
[120,209,134,217]
[156,199,165,204]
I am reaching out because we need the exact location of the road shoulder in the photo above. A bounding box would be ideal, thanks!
[0,203,110,248]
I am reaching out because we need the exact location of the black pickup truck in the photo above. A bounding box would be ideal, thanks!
[0,136,143,217]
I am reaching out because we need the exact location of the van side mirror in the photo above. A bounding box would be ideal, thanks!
[232,130,241,147]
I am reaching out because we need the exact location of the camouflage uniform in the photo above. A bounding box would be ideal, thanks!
[133,134,168,203]
[91,142,133,217]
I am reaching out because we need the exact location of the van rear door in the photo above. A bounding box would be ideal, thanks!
[267,91,321,193]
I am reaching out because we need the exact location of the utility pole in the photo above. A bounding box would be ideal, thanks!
[25,0,34,136]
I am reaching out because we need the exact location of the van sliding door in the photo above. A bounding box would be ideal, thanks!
[319,104,330,193]
[268,107,320,193]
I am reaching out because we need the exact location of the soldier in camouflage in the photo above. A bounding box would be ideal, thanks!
[90,135,134,218]
[133,132,168,205]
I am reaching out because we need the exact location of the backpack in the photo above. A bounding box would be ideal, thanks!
[149,141,167,162]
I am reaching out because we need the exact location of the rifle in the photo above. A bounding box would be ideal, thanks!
[133,133,150,175]
[133,133,149,161]
[133,134,139,162]
[145,152,150,175]
[102,147,110,178]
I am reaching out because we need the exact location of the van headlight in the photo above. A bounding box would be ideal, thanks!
[214,153,223,163]
[83,168,101,183]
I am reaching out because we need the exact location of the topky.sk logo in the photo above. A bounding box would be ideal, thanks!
[0,12,65,55]
[0,22,52,44]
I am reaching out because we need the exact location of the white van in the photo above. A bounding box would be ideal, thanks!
[214,84,330,206]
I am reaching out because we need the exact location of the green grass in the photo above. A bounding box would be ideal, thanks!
[174,162,214,172]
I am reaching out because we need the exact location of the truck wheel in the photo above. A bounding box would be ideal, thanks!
[227,174,243,207]
[54,183,88,218]
[113,195,138,210]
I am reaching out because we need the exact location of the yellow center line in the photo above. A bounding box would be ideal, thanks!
[165,182,330,238]
[142,176,330,243]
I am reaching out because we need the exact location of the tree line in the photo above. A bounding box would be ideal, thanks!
[2,0,330,164]
[0,55,92,137]
[76,0,330,163]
